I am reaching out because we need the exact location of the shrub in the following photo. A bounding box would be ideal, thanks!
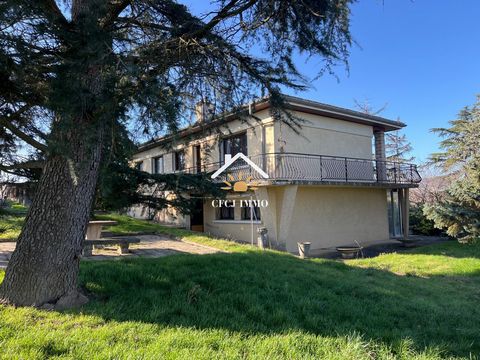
[410,204,444,236]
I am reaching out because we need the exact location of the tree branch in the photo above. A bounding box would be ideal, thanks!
[102,0,132,28]
[0,161,43,178]
[1,161,44,170]
[187,0,256,39]
[0,118,48,152]
[0,166,22,177]
[38,0,70,29]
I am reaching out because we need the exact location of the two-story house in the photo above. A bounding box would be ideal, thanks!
[131,95,421,254]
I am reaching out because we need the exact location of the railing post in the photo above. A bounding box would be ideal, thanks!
[345,157,348,181]
[394,162,397,183]
[320,155,323,180]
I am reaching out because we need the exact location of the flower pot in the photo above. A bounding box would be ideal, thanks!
[257,227,268,249]
[336,246,362,259]
[297,242,311,259]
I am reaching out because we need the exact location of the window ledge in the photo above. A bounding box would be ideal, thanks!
[213,220,262,225]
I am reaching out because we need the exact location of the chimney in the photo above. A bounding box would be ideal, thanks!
[195,100,214,123]
[224,154,232,164]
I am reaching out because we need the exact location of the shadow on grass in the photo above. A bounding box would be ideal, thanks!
[79,250,480,357]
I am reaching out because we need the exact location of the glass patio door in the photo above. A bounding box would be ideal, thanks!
[387,189,403,238]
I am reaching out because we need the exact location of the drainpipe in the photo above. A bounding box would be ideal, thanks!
[401,188,410,240]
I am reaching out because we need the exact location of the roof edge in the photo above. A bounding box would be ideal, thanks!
[137,95,405,152]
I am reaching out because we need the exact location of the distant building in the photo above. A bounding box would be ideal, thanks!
[0,182,35,206]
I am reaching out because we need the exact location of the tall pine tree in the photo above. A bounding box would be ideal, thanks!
[424,96,480,242]
[0,0,354,308]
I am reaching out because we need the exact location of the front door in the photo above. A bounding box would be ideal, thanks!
[190,198,204,232]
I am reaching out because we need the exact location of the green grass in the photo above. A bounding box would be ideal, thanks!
[349,241,480,277]
[97,213,250,252]
[1,214,480,358]
[1,211,245,251]
[0,201,27,241]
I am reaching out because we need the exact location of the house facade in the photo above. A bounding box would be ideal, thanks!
[131,95,421,254]
[0,182,35,206]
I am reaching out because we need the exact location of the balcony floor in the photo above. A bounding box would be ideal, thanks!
[252,179,419,188]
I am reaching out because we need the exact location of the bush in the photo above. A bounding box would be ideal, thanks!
[410,204,444,236]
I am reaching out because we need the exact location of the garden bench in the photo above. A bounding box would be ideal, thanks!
[82,237,141,256]
[86,220,118,240]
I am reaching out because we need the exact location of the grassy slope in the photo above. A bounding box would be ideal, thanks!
[0,202,27,241]
[0,214,479,358]
[349,241,480,277]
[96,213,249,252]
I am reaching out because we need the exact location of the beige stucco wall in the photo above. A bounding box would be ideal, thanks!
[285,186,389,252]
[274,111,374,159]
[127,203,188,226]
[130,109,386,237]
[201,186,389,254]
[132,109,273,172]
[203,195,263,243]
[132,109,376,176]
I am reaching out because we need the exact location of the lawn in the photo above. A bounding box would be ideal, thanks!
[0,202,28,241]
[1,214,480,358]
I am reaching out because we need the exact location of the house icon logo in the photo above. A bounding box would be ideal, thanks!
[211,153,269,192]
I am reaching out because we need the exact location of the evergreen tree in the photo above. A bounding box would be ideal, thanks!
[0,0,354,307]
[386,129,414,162]
[424,96,480,242]
[353,99,414,163]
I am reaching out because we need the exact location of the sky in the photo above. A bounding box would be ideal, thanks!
[294,0,480,163]
[187,0,480,163]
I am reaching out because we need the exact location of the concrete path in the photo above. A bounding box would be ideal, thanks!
[0,242,15,269]
[0,235,220,268]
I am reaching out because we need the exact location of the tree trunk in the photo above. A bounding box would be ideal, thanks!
[0,0,112,308]
[0,130,104,308]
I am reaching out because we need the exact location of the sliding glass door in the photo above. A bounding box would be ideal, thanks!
[387,189,403,238]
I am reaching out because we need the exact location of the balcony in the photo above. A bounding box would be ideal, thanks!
[182,152,422,187]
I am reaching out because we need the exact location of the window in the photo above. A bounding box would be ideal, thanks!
[193,145,202,173]
[387,190,403,237]
[216,203,235,220]
[241,205,261,221]
[220,132,247,160]
[135,161,144,171]
[153,156,164,174]
[174,150,185,171]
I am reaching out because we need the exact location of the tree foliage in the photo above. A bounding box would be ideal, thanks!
[385,129,414,162]
[0,0,354,211]
[0,0,355,307]
[94,127,222,213]
[353,99,414,162]
[424,96,480,242]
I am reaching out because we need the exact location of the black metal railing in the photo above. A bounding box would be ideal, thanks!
[180,152,421,185]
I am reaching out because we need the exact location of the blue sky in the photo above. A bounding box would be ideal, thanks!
[187,0,479,163]
[292,0,480,162]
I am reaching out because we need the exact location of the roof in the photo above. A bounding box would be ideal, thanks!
[282,95,405,130]
[137,95,405,152]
